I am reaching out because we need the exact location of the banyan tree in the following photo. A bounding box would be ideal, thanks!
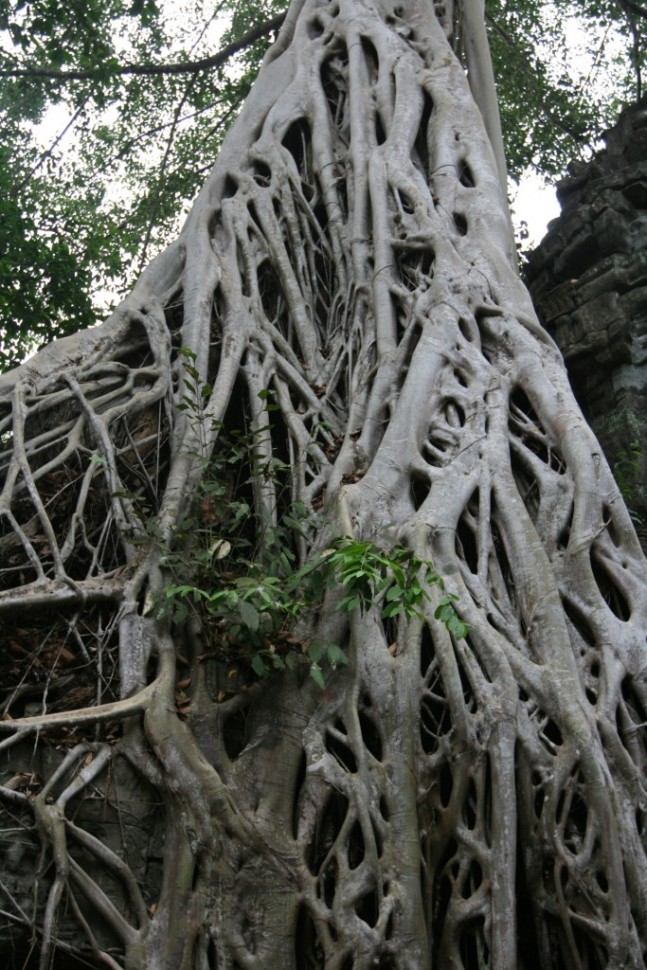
[0,2,646,968]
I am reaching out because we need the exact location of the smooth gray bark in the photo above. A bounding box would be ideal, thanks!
[0,2,645,968]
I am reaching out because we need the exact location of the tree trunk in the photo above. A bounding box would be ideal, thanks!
[1,2,646,968]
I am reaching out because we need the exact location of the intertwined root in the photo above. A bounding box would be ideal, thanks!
[0,2,646,968]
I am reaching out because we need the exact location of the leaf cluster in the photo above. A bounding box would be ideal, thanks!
[486,0,636,179]
[614,439,644,524]
[0,0,284,370]
[160,528,468,689]
[153,363,467,691]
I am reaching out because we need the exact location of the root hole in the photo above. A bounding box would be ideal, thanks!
[590,545,631,620]
[456,505,478,574]
[308,791,349,874]
[411,475,430,510]
[321,859,337,907]
[540,718,563,752]
[348,819,365,870]
[439,761,453,807]
[291,749,307,839]
[458,160,475,187]
[307,16,324,38]
[420,624,435,677]
[295,904,325,969]
[463,776,478,830]
[355,888,379,927]
[325,730,358,772]
[359,709,383,761]
[562,597,596,648]
[414,88,434,175]
[222,708,248,760]
[459,916,488,968]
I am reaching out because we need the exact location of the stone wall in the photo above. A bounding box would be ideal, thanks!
[527,100,647,542]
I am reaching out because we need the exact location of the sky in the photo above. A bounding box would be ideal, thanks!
[512,173,561,248]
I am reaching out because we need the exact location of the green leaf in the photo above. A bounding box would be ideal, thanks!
[268,652,285,670]
[307,640,323,664]
[309,665,326,689]
[238,599,260,632]
[381,602,403,618]
[338,594,362,614]
[251,653,268,677]
[326,643,348,667]
[434,595,468,639]
[447,615,469,639]
[205,590,231,608]
[174,602,188,624]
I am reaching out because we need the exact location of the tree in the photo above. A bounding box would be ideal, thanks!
[0,1,646,968]
[0,0,289,370]
[0,0,643,372]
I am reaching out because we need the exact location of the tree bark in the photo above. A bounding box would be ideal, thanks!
[0,2,646,968]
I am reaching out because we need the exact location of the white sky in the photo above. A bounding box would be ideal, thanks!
[511,173,561,247]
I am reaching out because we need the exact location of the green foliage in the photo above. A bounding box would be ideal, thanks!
[0,0,285,370]
[0,0,160,67]
[1,1,645,367]
[434,592,470,639]
[0,149,96,369]
[615,439,644,524]
[487,0,633,179]
[159,525,468,689]
[312,537,447,624]
[151,356,467,690]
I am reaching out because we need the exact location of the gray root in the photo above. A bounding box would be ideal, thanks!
[0,2,645,969]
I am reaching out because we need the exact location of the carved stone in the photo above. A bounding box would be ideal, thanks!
[527,101,647,543]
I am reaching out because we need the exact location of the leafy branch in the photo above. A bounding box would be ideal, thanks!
[160,535,468,688]
[153,352,468,690]
[614,439,644,525]
[617,0,647,20]
[0,13,286,81]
